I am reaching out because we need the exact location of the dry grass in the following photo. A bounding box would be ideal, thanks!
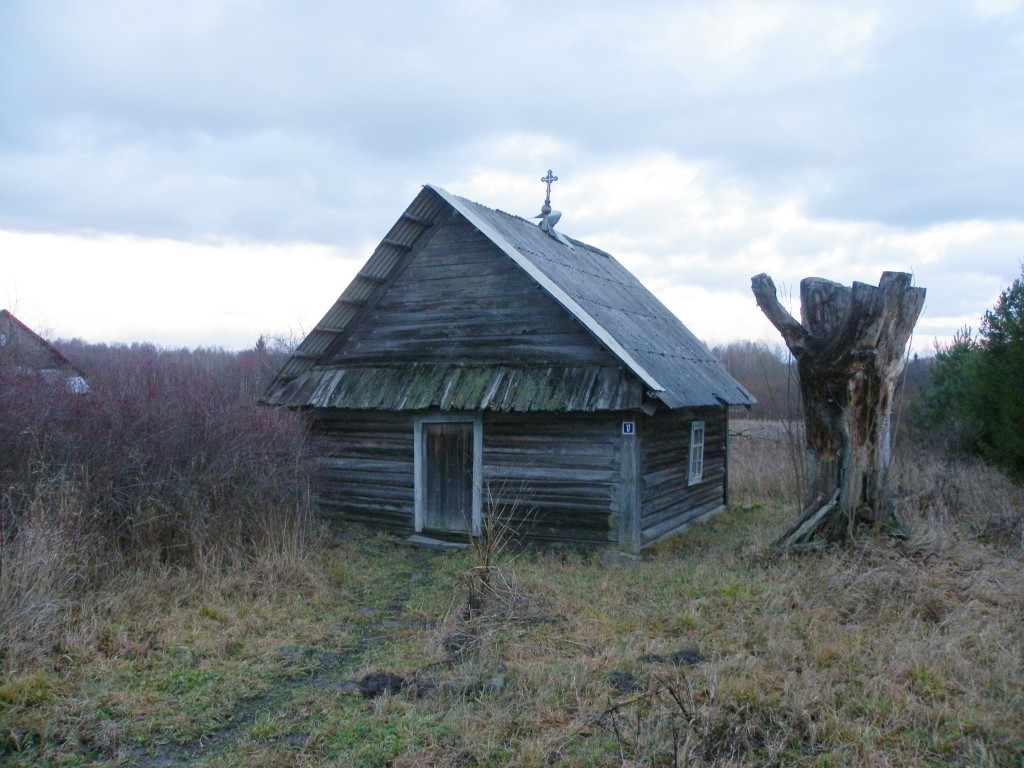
[0,474,321,670]
[889,446,1024,547]
[729,417,1024,547]
[729,419,807,509]
[0,479,97,667]
[2,422,1022,766]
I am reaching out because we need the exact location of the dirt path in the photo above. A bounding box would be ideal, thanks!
[130,547,441,767]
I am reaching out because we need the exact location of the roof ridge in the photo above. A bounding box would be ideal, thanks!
[263,185,755,409]
[433,186,667,394]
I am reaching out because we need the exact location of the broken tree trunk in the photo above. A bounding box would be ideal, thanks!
[750,272,926,551]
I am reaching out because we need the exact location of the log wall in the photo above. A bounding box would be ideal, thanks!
[311,407,728,549]
[482,413,621,545]
[311,409,623,544]
[639,407,727,547]
[312,411,416,534]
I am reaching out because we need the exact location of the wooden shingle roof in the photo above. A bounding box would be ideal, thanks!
[263,185,754,411]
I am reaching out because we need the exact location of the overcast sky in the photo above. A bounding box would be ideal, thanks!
[2,0,1022,356]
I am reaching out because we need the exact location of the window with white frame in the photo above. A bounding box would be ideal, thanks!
[688,421,705,485]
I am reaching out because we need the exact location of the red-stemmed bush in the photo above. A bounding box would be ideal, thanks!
[0,340,311,571]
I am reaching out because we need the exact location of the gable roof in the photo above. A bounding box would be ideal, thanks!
[263,185,754,411]
[0,309,90,393]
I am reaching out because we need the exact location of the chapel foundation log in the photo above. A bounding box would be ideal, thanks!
[750,271,925,550]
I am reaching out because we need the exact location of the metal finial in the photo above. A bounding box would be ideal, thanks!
[534,170,574,249]
[540,170,558,207]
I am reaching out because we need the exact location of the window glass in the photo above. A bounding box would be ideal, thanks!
[688,421,705,485]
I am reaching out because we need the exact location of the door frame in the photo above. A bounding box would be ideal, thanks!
[413,413,483,535]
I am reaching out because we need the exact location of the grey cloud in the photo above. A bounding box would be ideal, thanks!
[1,0,1022,246]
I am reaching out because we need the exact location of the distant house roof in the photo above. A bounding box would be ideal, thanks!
[0,309,90,393]
[264,185,754,411]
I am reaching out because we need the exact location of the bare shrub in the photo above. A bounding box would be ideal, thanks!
[463,481,536,618]
[0,341,316,665]
[590,665,819,766]
[0,342,311,566]
[436,482,542,666]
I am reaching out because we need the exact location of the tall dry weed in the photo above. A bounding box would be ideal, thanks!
[0,342,320,667]
[0,478,101,666]
[890,444,1024,547]
[729,419,806,509]
[729,416,1024,551]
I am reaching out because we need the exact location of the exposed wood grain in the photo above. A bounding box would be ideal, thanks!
[751,271,925,548]
[618,419,642,552]
[331,215,619,368]
[638,408,728,547]
[483,413,620,545]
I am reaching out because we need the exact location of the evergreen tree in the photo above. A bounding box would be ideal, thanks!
[974,268,1024,474]
[925,267,1024,477]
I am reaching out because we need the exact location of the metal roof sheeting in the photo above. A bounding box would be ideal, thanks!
[263,185,755,411]
[436,189,754,409]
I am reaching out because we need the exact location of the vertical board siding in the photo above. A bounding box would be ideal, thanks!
[424,422,474,532]
[482,413,621,545]
[330,215,618,367]
[313,411,416,533]
[639,408,728,546]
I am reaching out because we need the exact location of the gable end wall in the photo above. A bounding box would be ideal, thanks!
[330,213,620,368]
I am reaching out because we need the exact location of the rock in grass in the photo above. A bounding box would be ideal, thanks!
[481,676,509,695]
[440,674,511,697]
[669,649,705,666]
[358,671,406,698]
[606,671,645,693]
[641,649,706,666]
[405,677,437,699]
[324,680,363,695]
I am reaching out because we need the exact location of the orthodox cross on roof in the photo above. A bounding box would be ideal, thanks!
[541,169,558,207]
[534,169,573,248]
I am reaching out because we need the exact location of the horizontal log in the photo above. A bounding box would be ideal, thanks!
[642,502,725,546]
[642,484,723,526]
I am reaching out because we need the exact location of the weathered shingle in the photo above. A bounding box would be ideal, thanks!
[262,364,643,412]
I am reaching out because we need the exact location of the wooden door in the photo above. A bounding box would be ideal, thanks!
[423,421,475,532]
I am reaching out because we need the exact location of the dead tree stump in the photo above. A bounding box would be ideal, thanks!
[750,272,926,551]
